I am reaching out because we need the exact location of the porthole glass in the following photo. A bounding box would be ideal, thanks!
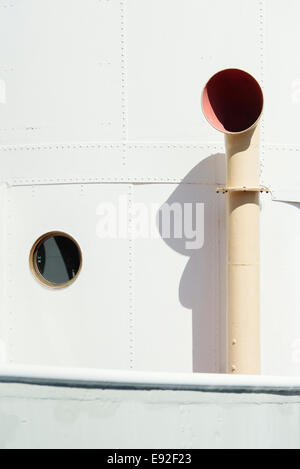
[30,232,82,288]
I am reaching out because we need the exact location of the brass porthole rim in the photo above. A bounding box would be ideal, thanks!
[29,231,82,289]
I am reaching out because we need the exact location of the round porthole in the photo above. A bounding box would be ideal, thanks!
[29,232,82,288]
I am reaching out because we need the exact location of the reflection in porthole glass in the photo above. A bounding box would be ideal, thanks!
[30,232,82,288]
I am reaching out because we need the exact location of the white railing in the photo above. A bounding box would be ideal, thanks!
[0,365,299,392]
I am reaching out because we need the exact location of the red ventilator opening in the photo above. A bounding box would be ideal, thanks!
[201,69,264,134]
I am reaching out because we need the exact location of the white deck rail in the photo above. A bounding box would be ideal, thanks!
[0,365,300,393]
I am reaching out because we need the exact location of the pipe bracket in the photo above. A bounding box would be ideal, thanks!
[216,185,269,194]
